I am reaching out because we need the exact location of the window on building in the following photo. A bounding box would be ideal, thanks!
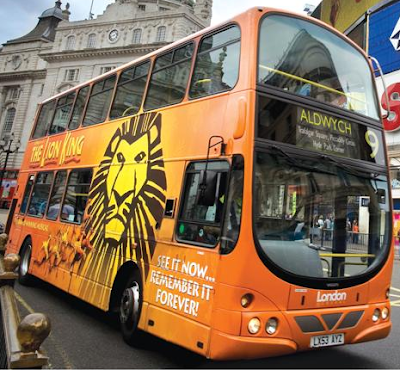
[156,26,166,43]
[32,100,56,139]
[61,169,92,224]
[100,66,116,75]
[160,7,168,11]
[47,171,68,220]
[27,172,54,218]
[132,29,142,44]
[69,86,89,130]
[190,26,241,99]
[66,35,76,50]
[139,4,146,11]
[2,108,16,136]
[64,69,80,82]
[176,161,229,247]
[49,92,76,135]
[87,33,96,48]
[20,174,35,214]
[145,43,194,110]
[8,87,20,100]
[83,75,116,126]
[110,61,150,119]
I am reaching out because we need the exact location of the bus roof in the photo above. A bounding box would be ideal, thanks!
[40,6,363,104]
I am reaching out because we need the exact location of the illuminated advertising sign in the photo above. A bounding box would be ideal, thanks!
[320,0,380,32]
[369,1,400,75]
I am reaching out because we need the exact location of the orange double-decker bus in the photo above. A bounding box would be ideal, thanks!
[5,7,394,360]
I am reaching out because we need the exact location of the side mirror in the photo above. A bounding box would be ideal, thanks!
[197,171,218,206]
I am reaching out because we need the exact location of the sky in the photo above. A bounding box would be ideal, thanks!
[0,0,322,45]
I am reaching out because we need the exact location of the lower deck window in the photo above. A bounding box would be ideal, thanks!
[27,172,54,217]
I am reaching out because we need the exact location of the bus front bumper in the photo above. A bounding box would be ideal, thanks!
[209,330,297,360]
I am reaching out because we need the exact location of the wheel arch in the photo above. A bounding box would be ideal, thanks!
[109,261,141,313]
[19,235,32,254]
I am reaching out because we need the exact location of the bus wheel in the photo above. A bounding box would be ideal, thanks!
[19,239,33,285]
[119,273,143,345]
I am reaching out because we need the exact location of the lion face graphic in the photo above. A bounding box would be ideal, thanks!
[105,132,151,245]
[80,113,167,300]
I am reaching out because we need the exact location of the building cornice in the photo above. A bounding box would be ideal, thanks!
[57,11,204,31]
[39,43,168,62]
[0,69,46,81]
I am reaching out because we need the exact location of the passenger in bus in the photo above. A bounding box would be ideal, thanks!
[61,204,75,221]
[47,203,61,219]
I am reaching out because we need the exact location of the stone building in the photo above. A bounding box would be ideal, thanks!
[0,0,212,204]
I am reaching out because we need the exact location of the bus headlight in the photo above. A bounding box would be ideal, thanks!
[381,307,389,320]
[372,308,381,322]
[266,318,278,335]
[241,294,254,308]
[248,318,261,334]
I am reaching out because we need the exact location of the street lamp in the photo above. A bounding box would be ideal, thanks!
[0,132,21,208]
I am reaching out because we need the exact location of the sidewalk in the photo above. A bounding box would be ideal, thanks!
[0,209,9,224]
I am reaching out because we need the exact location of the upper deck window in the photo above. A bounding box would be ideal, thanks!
[32,100,56,139]
[258,15,379,120]
[110,61,150,119]
[145,43,194,110]
[69,86,89,130]
[190,25,241,99]
[83,75,116,126]
[49,92,76,135]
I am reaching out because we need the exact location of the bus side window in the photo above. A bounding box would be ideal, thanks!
[20,175,35,214]
[144,43,194,111]
[61,169,92,224]
[49,92,76,135]
[69,86,89,130]
[176,161,229,248]
[32,100,57,139]
[221,155,244,254]
[110,61,150,119]
[189,25,241,99]
[83,75,116,127]
[46,171,68,221]
[27,172,54,218]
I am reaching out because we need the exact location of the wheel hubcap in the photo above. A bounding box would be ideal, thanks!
[120,282,140,325]
[20,245,31,276]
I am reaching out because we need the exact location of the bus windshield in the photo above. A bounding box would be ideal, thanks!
[258,14,380,120]
[254,151,390,280]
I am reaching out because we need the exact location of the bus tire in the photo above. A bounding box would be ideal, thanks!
[119,271,144,346]
[19,238,33,285]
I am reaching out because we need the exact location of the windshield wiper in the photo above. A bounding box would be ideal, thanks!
[318,154,380,180]
[269,146,335,175]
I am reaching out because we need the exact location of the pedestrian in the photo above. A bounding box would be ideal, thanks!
[346,218,351,242]
[352,220,359,244]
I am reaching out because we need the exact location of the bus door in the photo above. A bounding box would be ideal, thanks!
[8,174,35,254]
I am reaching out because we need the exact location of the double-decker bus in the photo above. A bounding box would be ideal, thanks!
[5,7,393,360]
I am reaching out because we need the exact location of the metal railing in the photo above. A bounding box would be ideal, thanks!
[312,230,386,254]
[0,234,50,369]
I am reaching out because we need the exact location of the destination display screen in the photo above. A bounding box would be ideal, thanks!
[257,96,385,166]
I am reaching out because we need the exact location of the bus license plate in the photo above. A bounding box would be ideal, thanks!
[310,333,344,348]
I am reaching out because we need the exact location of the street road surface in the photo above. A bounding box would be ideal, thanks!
[1,210,399,369]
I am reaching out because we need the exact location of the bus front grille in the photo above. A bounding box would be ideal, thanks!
[295,310,364,333]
